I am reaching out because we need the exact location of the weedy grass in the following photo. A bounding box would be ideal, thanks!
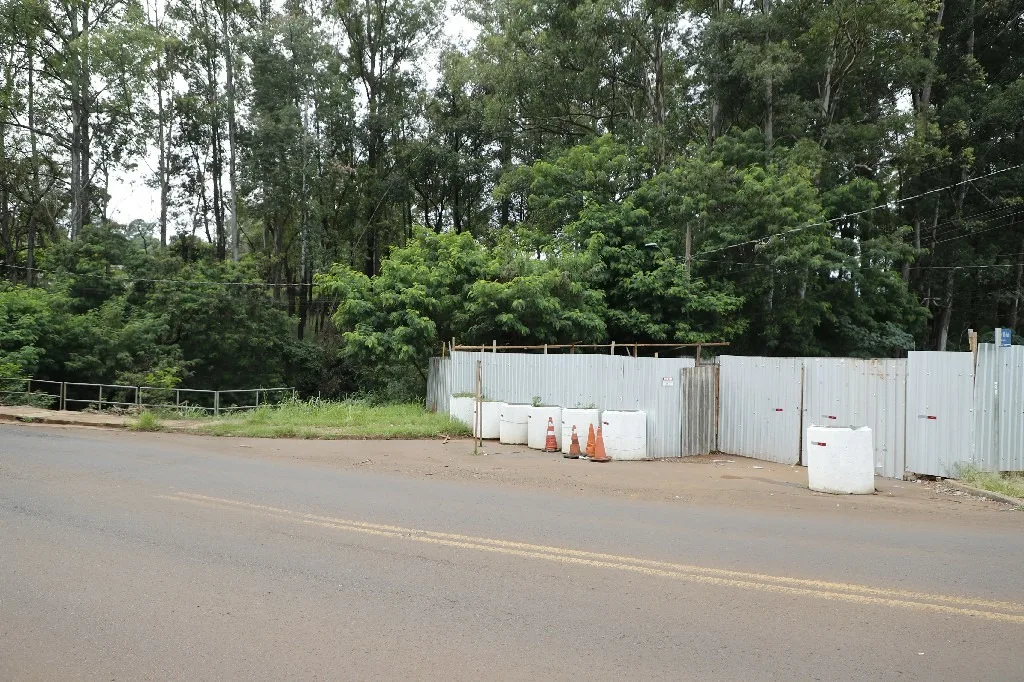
[128,410,163,432]
[196,398,471,440]
[954,464,1024,500]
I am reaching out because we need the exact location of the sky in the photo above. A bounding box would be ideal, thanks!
[106,5,478,228]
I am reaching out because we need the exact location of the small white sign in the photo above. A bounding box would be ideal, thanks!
[662,377,674,387]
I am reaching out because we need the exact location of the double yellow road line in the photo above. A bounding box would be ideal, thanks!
[160,491,1024,624]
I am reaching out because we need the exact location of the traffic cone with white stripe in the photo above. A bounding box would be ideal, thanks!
[543,417,558,452]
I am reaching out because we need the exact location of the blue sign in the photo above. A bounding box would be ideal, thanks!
[999,328,1013,347]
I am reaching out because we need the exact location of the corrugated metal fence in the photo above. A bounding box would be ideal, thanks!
[436,351,694,458]
[426,357,450,414]
[975,344,1024,473]
[681,366,718,456]
[905,352,976,477]
[718,357,803,465]
[426,347,1022,476]
[803,358,907,480]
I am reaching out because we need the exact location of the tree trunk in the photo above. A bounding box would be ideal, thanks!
[1012,237,1024,332]
[0,118,10,283]
[222,3,240,262]
[937,270,955,351]
[763,0,773,152]
[80,1,92,232]
[499,137,512,226]
[26,29,38,284]
[298,101,310,341]
[708,0,730,146]
[69,5,83,239]
[205,31,225,259]
[918,1,944,113]
[156,31,170,247]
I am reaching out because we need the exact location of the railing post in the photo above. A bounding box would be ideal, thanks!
[215,391,220,417]
[176,389,180,408]
[60,382,65,411]
[26,379,31,395]
[98,385,103,410]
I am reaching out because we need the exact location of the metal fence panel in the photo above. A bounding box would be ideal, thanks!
[906,352,975,477]
[974,344,1024,472]
[681,365,718,456]
[442,351,694,458]
[718,356,803,464]
[426,357,450,413]
[803,358,907,479]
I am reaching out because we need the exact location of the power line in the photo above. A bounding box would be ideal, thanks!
[694,163,1024,261]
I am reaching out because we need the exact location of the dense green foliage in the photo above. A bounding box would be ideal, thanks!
[1,0,1022,400]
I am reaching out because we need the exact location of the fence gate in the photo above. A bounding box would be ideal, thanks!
[717,356,804,465]
[680,365,718,456]
[905,352,975,477]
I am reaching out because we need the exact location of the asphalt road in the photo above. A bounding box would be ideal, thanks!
[2,425,1023,680]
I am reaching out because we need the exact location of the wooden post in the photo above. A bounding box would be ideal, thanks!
[634,343,638,358]
[98,385,103,410]
[544,344,548,354]
[969,329,979,379]
[654,352,659,358]
[493,340,497,353]
[60,382,66,411]
[696,344,702,366]
[214,391,220,417]
[610,341,616,356]
[474,360,483,453]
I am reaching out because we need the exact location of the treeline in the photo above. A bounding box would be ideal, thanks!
[1,0,1022,399]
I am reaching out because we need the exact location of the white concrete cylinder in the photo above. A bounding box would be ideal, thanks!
[473,401,502,439]
[602,411,647,460]
[499,403,530,444]
[807,426,875,495]
[561,409,600,454]
[449,396,475,428]
[527,406,562,450]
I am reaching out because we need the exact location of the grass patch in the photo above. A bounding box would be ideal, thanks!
[196,399,471,440]
[128,410,163,432]
[954,464,1024,500]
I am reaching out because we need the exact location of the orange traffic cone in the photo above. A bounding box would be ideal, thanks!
[585,424,596,457]
[544,417,558,452]
[590,423,610,462]
[564,425,582,459]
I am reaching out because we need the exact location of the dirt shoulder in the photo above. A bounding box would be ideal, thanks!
[7,422,1019,527]
[0,406,199,430]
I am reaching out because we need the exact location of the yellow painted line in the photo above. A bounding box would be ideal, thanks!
[159,492,1024,624]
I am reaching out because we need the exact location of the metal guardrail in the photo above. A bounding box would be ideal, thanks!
[0,378,62,408]
[1,378,295,416]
